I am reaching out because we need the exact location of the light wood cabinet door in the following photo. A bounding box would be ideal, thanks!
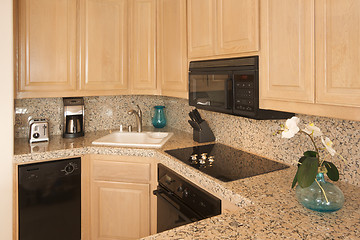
[17,0,77,98]
[88,155,158,239]
[260,0,315,103]
[79,0,129,94]
[157,0,188,99]
[187,0,216,58]
[216,0,259,55]
[91,181,150,240]
[315,0,360,107]
[130,0,158,94]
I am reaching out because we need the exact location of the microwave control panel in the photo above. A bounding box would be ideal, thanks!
[234,74,256,112]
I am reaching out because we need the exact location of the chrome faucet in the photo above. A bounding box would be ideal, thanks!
[128,105,142,132]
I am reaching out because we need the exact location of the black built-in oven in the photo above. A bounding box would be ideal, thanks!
[153,164,221,233]
[189,56,294,119]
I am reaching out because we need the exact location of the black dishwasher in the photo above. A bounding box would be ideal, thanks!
[18,158,81,240]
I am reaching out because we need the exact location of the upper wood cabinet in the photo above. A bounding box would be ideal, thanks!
[16,0,131,98]
[157,0,188,99]
[187,0,216,58]
[79,0,129,94]
[216,0,259,56]
[187,0,259,59]
[260,0,315,103]
[260,0,360,121]
[16,0,189,99]
[315,0,360,107]
[129,0,158,95]
[16,0,77,98]
[15,0,159,98]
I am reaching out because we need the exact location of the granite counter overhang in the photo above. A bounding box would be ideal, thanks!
[14,128,360,239]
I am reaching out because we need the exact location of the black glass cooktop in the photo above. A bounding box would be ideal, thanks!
[165,143,289,182]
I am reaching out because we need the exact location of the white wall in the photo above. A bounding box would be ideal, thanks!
[0,0,14,239]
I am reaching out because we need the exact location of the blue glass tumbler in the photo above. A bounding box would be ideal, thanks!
[152,106,166,128]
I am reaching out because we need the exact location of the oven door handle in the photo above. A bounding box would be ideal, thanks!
[153,189,203,222]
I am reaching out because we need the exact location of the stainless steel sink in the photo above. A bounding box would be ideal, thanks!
[92,131,173,148]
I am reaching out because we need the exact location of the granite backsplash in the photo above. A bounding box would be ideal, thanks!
[14,95,190,137]
[14,95,360,186]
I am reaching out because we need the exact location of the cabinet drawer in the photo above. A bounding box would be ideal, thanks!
[92,160,151,183]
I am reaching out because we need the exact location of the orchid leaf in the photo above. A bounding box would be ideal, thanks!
[292,156,306,188]
[304,151,317,158]
[297,157,318,188]
[291,167,299,188]
[291,156,306,188]
[297,156,306,167]
[324,161,339,181]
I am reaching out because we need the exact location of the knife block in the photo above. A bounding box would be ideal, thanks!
[193,121,215,143]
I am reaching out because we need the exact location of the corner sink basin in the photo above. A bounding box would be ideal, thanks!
[92,131,173,148]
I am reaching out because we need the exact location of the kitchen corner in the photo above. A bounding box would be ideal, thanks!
[14,125,360,239]
[8,0,360,239]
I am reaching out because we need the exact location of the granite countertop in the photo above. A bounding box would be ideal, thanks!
[13,127,360,239]
[14,126,199,157]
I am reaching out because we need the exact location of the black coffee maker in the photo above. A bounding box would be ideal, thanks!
[63,97,85,138]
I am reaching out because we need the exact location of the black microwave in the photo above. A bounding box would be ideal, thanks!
[189,56,294,120]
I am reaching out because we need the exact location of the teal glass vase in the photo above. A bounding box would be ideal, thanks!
[295,173,344,212]
[152,106,166,128]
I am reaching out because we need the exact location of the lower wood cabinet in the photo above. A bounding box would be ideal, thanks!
[83,155,157,240]
[91,181,150,239]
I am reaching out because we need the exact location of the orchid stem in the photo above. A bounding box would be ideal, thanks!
[300,130,320,157]
[319,152,330,166]
[315,178,329,203]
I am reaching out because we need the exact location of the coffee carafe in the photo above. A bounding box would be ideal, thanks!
[66,115,82,134]
[63,97,85,138]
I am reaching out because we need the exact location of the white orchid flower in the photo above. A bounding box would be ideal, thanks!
[281,117,300,138]
[303,123,323,137]
[321,136,336,156]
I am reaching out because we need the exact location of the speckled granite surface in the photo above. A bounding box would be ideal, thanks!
[144,149,360,240]
[14,127,250,206]
[142,167,360,240]
[14,96,360,187]
[13,127,360,240]
[14,95,181,137]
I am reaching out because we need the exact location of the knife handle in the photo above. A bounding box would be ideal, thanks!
[188,120,202,131]
[193,109,203,123]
